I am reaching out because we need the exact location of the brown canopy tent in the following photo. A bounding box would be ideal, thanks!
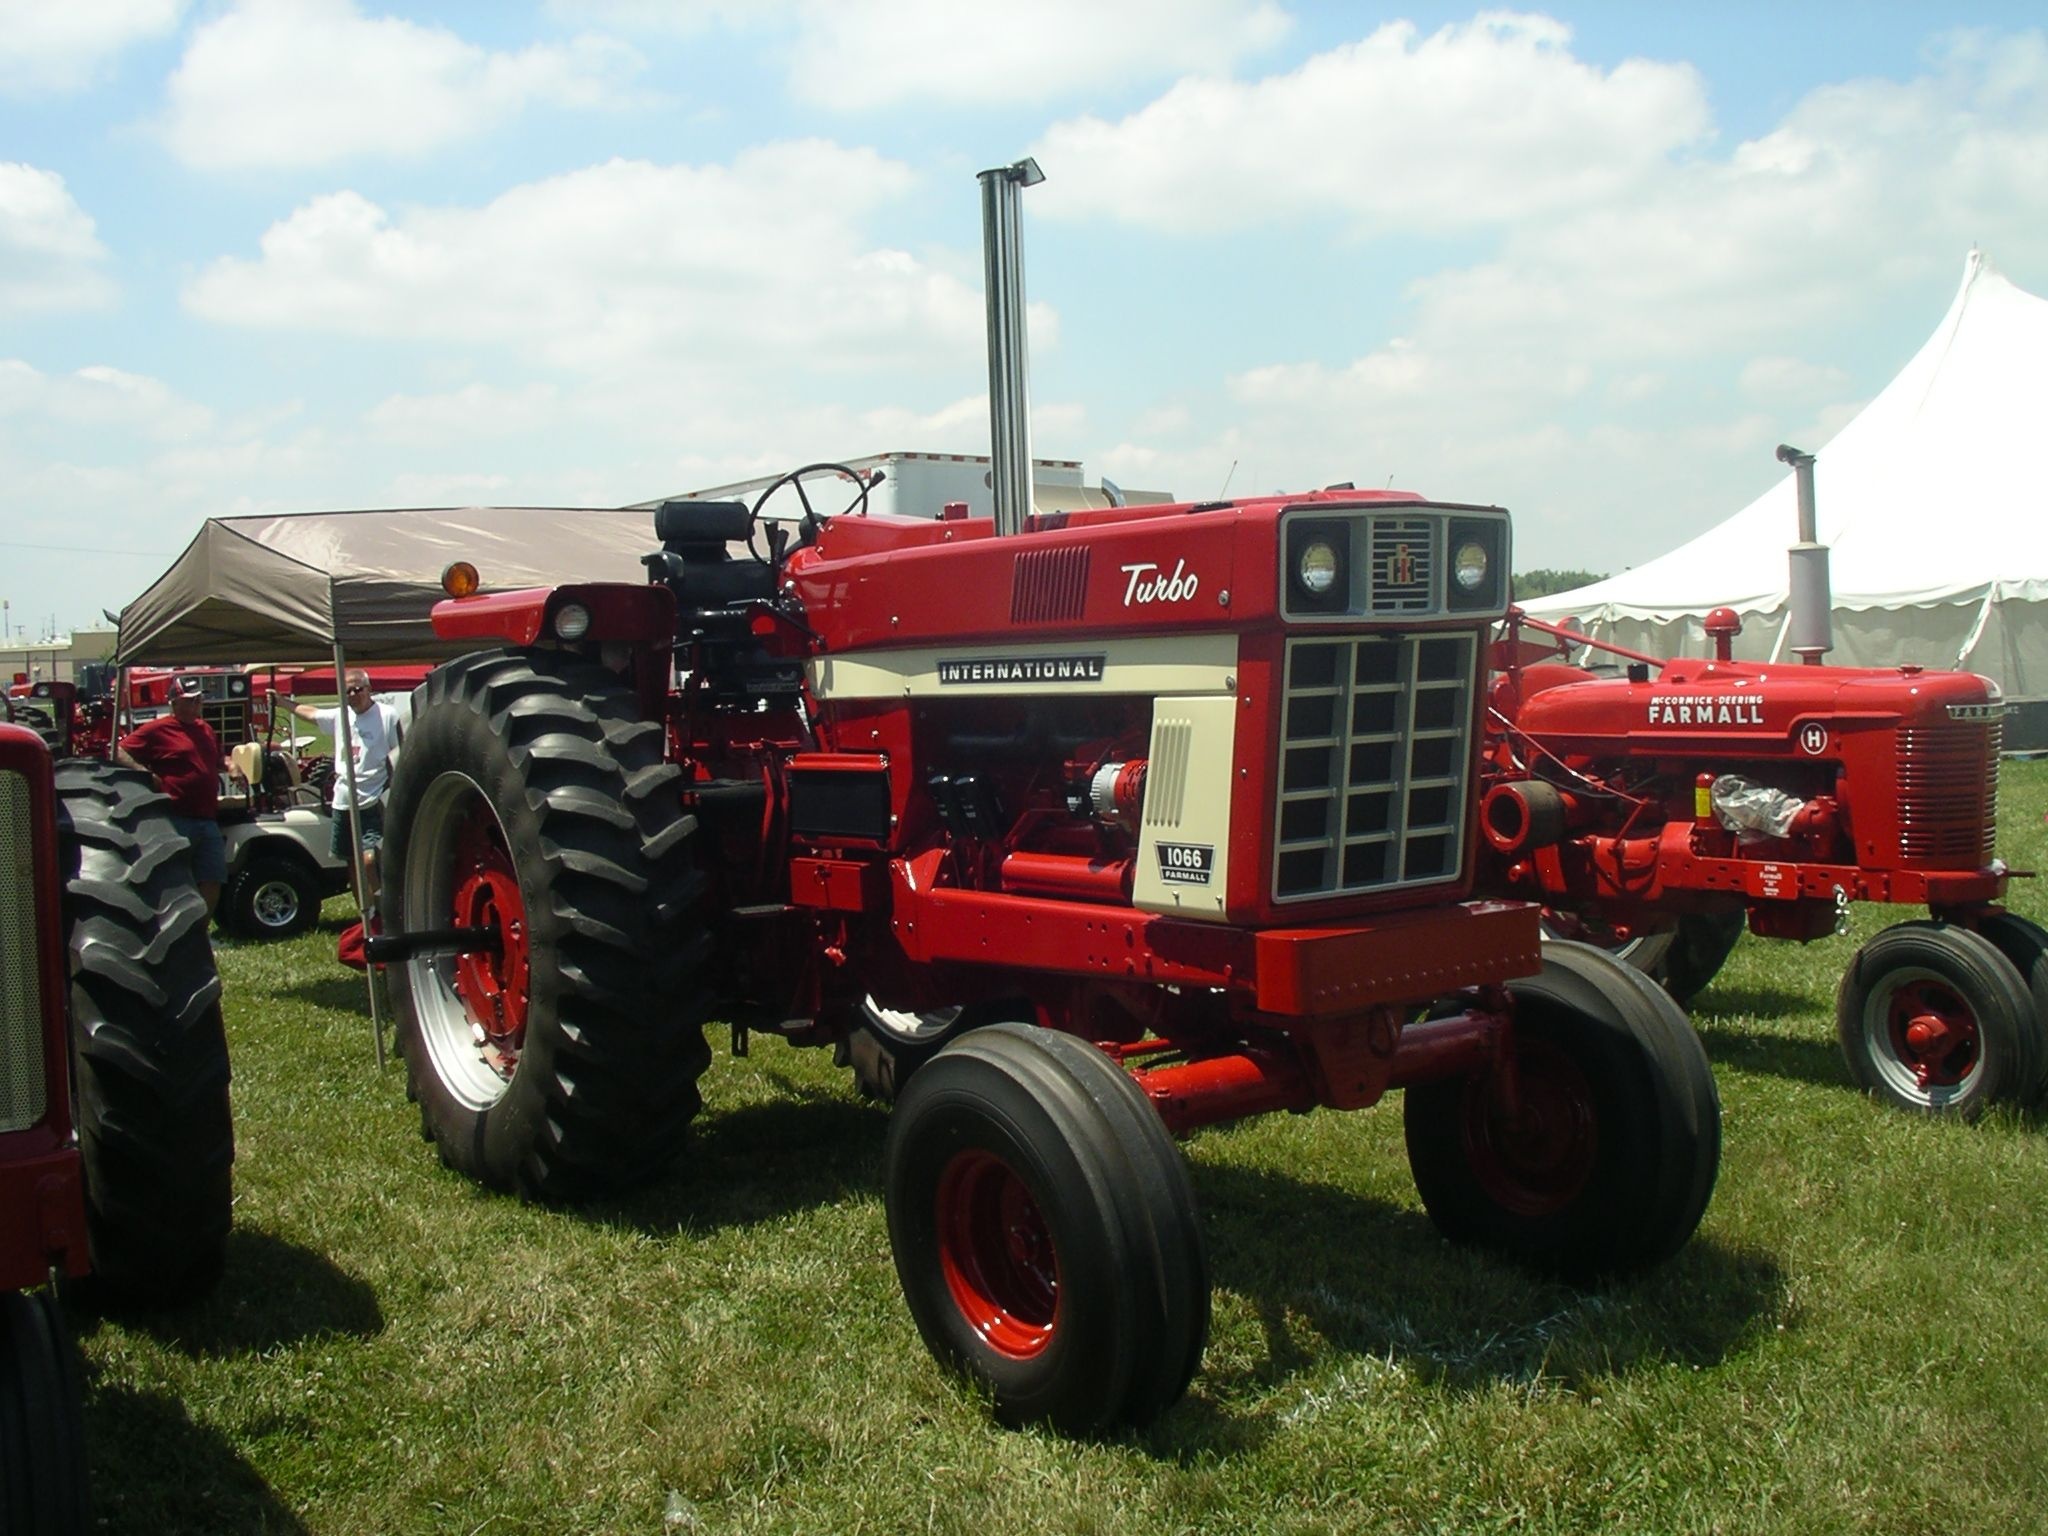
[114,505,668,665]
[114,503,673,1061]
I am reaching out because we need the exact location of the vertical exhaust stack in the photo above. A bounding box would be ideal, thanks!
[1777,443,1833,665]
[979,157,1044,538]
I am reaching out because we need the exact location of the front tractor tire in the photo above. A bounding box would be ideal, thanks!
[1836,920,2035,1118]
[884,1024,1210,1434]
[55,761,235,1305]
[0,1289,90,1533]
[382,649,713,1200]
[1404,942,1721,1283]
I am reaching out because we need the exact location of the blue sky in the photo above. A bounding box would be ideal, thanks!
[3,0,2043,639]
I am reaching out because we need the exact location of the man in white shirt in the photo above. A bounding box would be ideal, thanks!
[295,670,394,908]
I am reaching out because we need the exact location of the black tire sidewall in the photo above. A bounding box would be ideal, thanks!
[384,674,566,1190]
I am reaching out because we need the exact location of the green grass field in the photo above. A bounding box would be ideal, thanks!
[73,765,2048,1535]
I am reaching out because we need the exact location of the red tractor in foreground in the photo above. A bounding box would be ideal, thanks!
[1480,607,2042,1119]
[376,472,1723,1432]
[0,724,235,1526]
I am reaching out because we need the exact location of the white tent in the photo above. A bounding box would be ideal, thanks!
[1521,251,2048,704]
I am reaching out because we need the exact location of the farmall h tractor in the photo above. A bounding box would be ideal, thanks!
[0,723,235,1525]
[1480,604,2039,1120]
[374,472,1724,1432]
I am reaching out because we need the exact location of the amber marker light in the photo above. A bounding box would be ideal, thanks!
[442,560,481,598]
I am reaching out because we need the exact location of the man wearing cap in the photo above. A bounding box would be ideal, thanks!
[115,674,227,915]
[294,670,394,910]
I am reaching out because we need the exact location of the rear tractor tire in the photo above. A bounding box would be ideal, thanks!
[382,648,713,1200]
[1540,909,1744,1008]
[884,1023,1209,1433]
[1972,911,2048,1105]
[1836,920,2035,1118]
[55,761,235,1305]
[1404,942,1721,1283]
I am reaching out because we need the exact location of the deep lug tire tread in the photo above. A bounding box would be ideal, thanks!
[384,648,712,1200]
[54,761,235,1306]
[884,1023,1208,1433]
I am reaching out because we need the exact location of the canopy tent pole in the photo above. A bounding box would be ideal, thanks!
[333,634,386,1068]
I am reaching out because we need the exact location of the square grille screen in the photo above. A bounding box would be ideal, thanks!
[1274,633,1475,901]
[0,770,49,1131]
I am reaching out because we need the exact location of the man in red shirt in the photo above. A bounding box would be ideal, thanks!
[115,674,227,915]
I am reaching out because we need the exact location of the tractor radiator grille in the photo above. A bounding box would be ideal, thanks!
[1896,720,2000,863]
[1273,633,1475,901]
[0,769,49,1132]
[1011,546,1091,623]
[1367,515,1436,614]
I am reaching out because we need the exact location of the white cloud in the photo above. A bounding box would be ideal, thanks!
[0,0,185,95]
[0,164,115,315]
[0,359,214,439]
[182,145,997,378]
[1032,13,1711,235]
[780,0,1291,110]
[161,0,644,169]
[551,0,1289,108]
[365,383,564,444]
[1738,356,1851,403]
[1046,22,2048,569]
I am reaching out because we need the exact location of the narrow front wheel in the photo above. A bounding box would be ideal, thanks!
[884,1024,1208,1433]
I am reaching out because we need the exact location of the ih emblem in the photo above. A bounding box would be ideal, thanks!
[1389,543,1415,585]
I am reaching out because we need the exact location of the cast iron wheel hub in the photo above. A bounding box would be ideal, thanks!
[935,1148,1058,1361]
[1462,1038,1599,1218]
[449,807,529,1063]
[1886,976,1978,1089]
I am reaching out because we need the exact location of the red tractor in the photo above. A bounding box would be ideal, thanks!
[1480,606,2042,1119]
[374,471,1723,1432]
[0,724,236,1524]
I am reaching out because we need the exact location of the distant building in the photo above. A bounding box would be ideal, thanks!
[3,626,115,686]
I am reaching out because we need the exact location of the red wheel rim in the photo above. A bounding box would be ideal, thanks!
[1885,977,1979,1089]
[448,802,529,1065]
[935,1149,1058,1360]
[1461,1038,1599,1217]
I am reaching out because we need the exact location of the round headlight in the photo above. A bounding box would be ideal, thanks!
[1297,540,1340,597]
[1454,540,1489,592]
[553,602,592,641]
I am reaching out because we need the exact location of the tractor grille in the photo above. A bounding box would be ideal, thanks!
[1274,633,1476,901]
[1367,516,1436,614]
[1896,720,2000,863]
[0,769,49,1132]
[1011,546,1091,623]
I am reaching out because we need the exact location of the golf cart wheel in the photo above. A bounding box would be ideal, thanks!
[383,648,712,1200]
[1404,942,1721,1282]
[885,1024,1208,1433]
[222,852,323,939]
[1836,920,2033,1118]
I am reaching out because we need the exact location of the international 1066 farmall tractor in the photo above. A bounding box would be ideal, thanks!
[373,466,1726,1433]
[0,724,235,1526]
[1479,603,2042,1120]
